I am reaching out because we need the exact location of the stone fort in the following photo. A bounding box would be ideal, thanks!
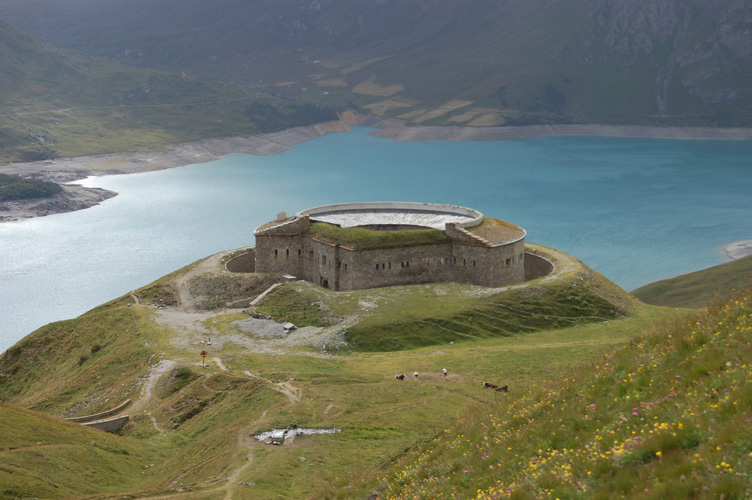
[253,202,551,291]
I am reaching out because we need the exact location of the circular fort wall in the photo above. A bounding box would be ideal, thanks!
[297,202,484,229]
[225,249,256,273]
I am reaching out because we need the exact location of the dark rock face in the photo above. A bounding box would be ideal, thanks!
[585,0,752,110]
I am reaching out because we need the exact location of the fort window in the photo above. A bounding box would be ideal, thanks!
[463,259,466,266]
[274,249,278,257]
[375,263,379,270]
[453,257,457,265]
[286,249,289,256]
[388,263,392,270]
[298,249,301,256]
[506,258,511,266]
[406,261,409,267]
[473,260,476,267]
[382,263,386,270]
[322,255,327,265]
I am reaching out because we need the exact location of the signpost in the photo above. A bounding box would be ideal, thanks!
[200,350,208,367]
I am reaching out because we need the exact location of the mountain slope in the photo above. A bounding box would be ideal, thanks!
[632,254,752,308]
[0,403,159,498]
[1,0,750,127]
[0,21,337,162]
[0,248,661,499]
[347,290,752,499]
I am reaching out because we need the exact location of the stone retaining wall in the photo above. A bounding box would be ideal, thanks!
[525,251,555,281]
[82,415,130,433]
[65,399,131,423]
[225,250,256,273]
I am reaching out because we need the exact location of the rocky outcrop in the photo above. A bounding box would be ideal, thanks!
[0,184,116,222]
[585,0,752,110]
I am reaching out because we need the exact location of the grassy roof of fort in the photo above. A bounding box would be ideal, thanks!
[465,217,525,244]
[306,221,451,249]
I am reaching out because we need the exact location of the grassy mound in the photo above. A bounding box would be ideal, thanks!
[348,290,752,499]
[0,403,158,499]
[307,222,450,249]
[632,255,752,309]
[346,268,640,352]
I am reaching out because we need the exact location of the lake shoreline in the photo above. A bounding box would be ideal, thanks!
[2,114,752,223]
[721,240,752,261]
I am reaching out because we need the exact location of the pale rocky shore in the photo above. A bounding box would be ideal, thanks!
[721,240,752,261]
[2,113,752,222]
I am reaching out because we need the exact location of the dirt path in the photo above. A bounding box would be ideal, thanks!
[131,359,177,413]
[274,379,302,404]
[127,359,176,434]
[213,357,227,371]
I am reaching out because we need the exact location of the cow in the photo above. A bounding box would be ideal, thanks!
[483,381,498,389]
[495,385,509,392]
[395,374,406,380]
[414,372,419,380]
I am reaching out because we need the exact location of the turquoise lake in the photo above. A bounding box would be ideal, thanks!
[1,126,751,352]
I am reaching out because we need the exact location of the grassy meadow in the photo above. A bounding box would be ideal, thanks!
[0,245,749,499]
[350,291,752,499]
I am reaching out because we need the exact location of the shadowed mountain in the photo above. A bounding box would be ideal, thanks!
[0,20,337,162]
[1,0,751,127]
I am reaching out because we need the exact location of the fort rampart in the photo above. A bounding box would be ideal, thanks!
[254,202,528,291]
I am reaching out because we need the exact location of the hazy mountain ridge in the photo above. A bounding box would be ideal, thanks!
[0,20,338,162]
[1,0,750,127]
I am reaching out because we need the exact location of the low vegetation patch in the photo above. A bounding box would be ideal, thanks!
[255,286,333,327]
[307,222,450,249]
[346,269,639,352]
[0,174,62,201]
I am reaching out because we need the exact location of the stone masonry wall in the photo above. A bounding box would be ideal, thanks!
[255,216,529,290]
[525,251,555,281]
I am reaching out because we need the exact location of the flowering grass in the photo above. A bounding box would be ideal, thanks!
[351,290,752,499]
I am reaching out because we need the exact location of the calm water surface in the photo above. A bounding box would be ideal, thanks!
[1,127,751,352]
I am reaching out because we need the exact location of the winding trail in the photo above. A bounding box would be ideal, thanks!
[129,359,177,434]
[274,379,302,404]
[213,357,227,371]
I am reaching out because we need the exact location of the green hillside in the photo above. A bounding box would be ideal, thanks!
[3,244,751,498]
[1,0,750,128]
[0,246,671,499]
[0,404,160,498]
[633,255,752,309]
[0,21,338,162]
[346,290,752,499]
